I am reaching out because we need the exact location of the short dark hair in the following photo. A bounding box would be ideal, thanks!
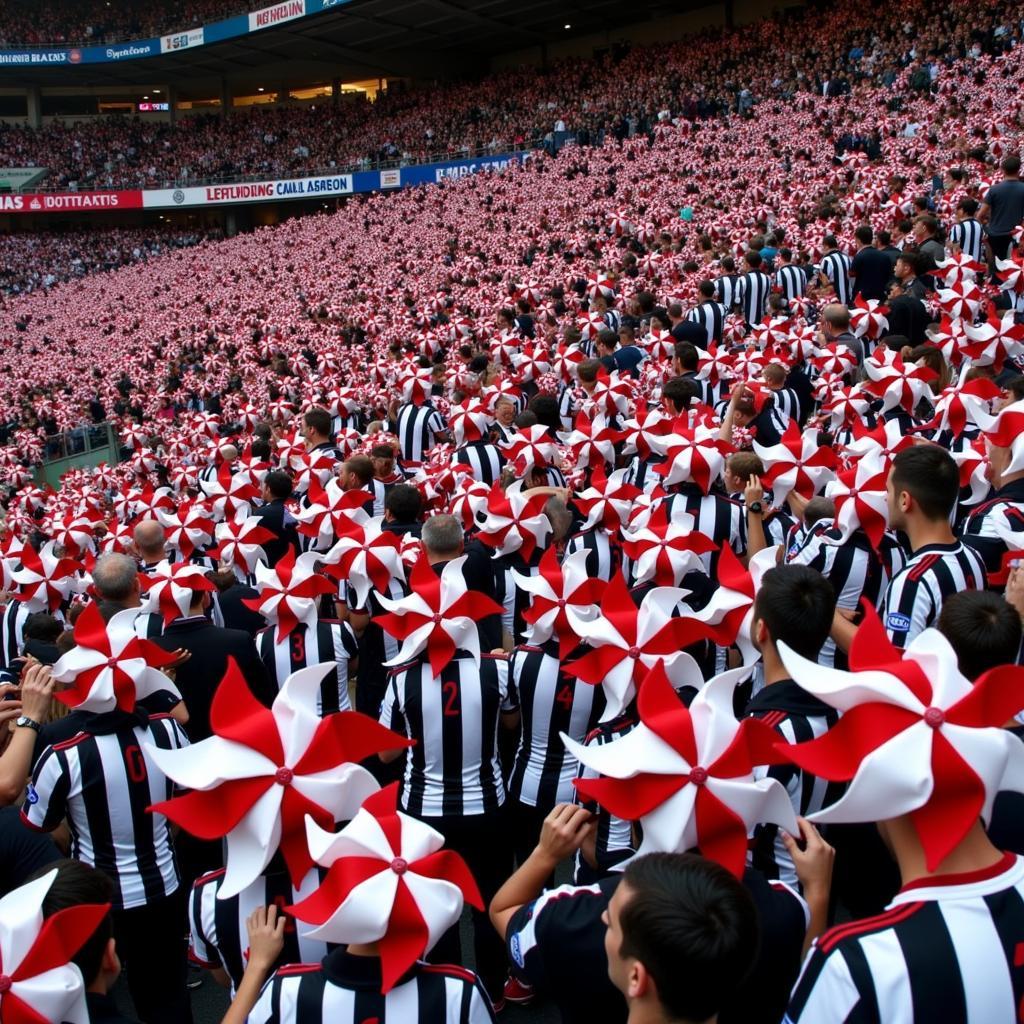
[385,484,423,524]
[662,377,696,414]
[30,859,114,987]
[855,224,873,246]
[890,445,959,520]
[897,250,926,277]
[344,454,374,486]
[578,359,602,383]
[877,230,892,246]
[957,197,979,216]
[303,406,331,439]
[619,853,758,1022]
[744,250,762,269]
[263,469,293,500]
[674,341,699,371]
[938,591,1023,681]
[526,394,561,434]
[753,564,836,660]
[250,438,272,460]
[698,279,715,299]
[1002,154,1021,176]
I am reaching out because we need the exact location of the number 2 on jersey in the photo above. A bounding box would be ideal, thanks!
[442,680,460,717]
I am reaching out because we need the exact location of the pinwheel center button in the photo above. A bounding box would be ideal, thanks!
[106,657,119,669]
[432,614,443,625]
[628,646,641,659]
[556,598,567,609]
[923,707,944,728]
[275,767,294,785]
[390,857,408,875]
[689,766,708,786]
[0,975,11,993]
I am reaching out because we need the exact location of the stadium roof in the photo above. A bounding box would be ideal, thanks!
[0,0,689,89]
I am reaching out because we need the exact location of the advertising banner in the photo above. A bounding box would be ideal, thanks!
[160,27,204,53]
[248,0,306,32]
[0,191,143,213]
[142,172,353,209]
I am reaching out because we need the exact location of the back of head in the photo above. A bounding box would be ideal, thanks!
[662,377,696,415]
[754,564,836,660]
[132,518,167,561]
[823,234,839,250]
[385,483,423,524]
[345,454,374,487]
[674,342,699,372]
[726,450,765,483]
[720,256,736,274]
[890,445,959,521]
[822,304,851,331]
[303,406,332,440]
[92,552,139,603]
[938,591,1023,681]
[803,496,836,527]
[263,468,293,500]
[617,853,758,1023]
[1002,154,1021,177]
[744,250,762,269]
[762,363,786,387]
[422,514,464,558]
[527,394,561,434]
[578,359,602,384]
[698,279,715,300]
[855,224,873,246]
[31,859,114,988]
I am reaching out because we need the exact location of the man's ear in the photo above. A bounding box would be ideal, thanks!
[629,959,651,1001]
[754,616,769,647]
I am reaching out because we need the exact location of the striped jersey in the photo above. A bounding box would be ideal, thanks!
[736,269,773,325]
[256,620,358,715]
[948,218,984,263]
[379,654,518,817]
[657,487,747,572]
[715,273,741,311]
[563,527,617,581]
[395,403,446,462]
[959,481,1024,575]
[508,643,602,809]
[190,866,330,994]
[882,541,986,649]
[821,251,853,306]
[22,712,189,909]
[0,600,30,669]
[248,952,495,1024]
[454,442,505,485]
[786,852,1024,1024]
[746,680,843,889]
[685,301,726,345]
[775,264,809,302]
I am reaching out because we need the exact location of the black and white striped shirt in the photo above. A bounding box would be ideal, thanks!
[959,481,1024,576]
[657,488,747,572]
[190,866,329,994]
[715,273,741,312]
[949,218,984,263]
[775,264,808,303]
[22,713,189,909]
[256,620,357,715]
[454,442,505,485]
[379,654,517,818]
[735,270,773,325]
[786,852,1024,1024]
[508,643,602,809]
[685,301,726,346]
[249,953,495,1024]
[563,528,617,581]
[882,541,986,649]
[394,403,447,462]
[0,600,30,669]
[746,680,843,889]
[820,251,853,306]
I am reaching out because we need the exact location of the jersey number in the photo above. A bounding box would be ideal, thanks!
[291,632,305,664]
[442,680,460,717]
[270,894,296,934]
[124,744,147,783]
[555,684,574,712]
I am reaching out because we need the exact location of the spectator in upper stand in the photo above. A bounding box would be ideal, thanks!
[980,153,1024,265]
[910,214,945,284]
[595,331,645,379]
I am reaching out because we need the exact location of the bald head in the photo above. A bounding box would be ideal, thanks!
[220,444,239,464]
[133,519,167,562]
[93,553,141,607]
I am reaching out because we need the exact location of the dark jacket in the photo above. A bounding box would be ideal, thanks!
[217,582,266,636]
[154,617,274,742]
[251,498,299,568]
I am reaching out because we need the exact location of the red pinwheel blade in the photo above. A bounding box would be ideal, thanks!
[293,712,413,776]
[12,901,112,981]
[208,658,284,764]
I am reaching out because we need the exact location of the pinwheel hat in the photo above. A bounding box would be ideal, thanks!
[564,663,797,878]
[777,606,1024,871]
[0,868,111,1024]
[289,782,482,993]
[147,659,411,899]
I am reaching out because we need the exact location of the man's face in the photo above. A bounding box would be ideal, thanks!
[886,467,906,529]
[495,401,515,425]
[912,222,927,243]
[602,882,634,999]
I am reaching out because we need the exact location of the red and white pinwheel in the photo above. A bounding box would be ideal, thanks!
[449,403,492,446]
[961,310,1024,371]
[995,254,1024,296]
[52,603,179,713]
[654,422,732,494]
[934,252,986,287]
[475,482,552,560]
[374,552,504,676]
[158,501,215,560]
[849,296,890,340]
[290,782,482,993]
[200,464,260,522]
[861,351,938,413]
[322,517,406,610]
[148,660,406,898]
[559,413,621,472]
[977,398,1024,476]
[825,456,890,549]
[937,280,984,321]
[294,477,370,552]
[566,663,796,877]
[620,407,673,461]
[0,869,111,1024]
[50,510,102,558]
[920,377,1002,439]
[139,560,217,625]
[499,425,559,478]
[573,465,642,532]
[213,515,277,579]
[242,549,336,643]
[752,423,837,504]
[812,343,858,378]
[511,548,606,659]
[585,272,616,301]
[621,505,716,587]
[778,607,1024,871]
[10,541,82,613]
[952,436,992,507]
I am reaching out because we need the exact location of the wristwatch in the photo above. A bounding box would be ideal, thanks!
[746,500,764,515]
[15,716,41,733]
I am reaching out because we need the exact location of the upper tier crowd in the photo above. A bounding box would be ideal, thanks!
[2,0,1024,1023]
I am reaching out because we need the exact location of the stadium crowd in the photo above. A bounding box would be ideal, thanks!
[3,0,1024,1021]
[0,225,223,296]
[0,0,1021,192]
